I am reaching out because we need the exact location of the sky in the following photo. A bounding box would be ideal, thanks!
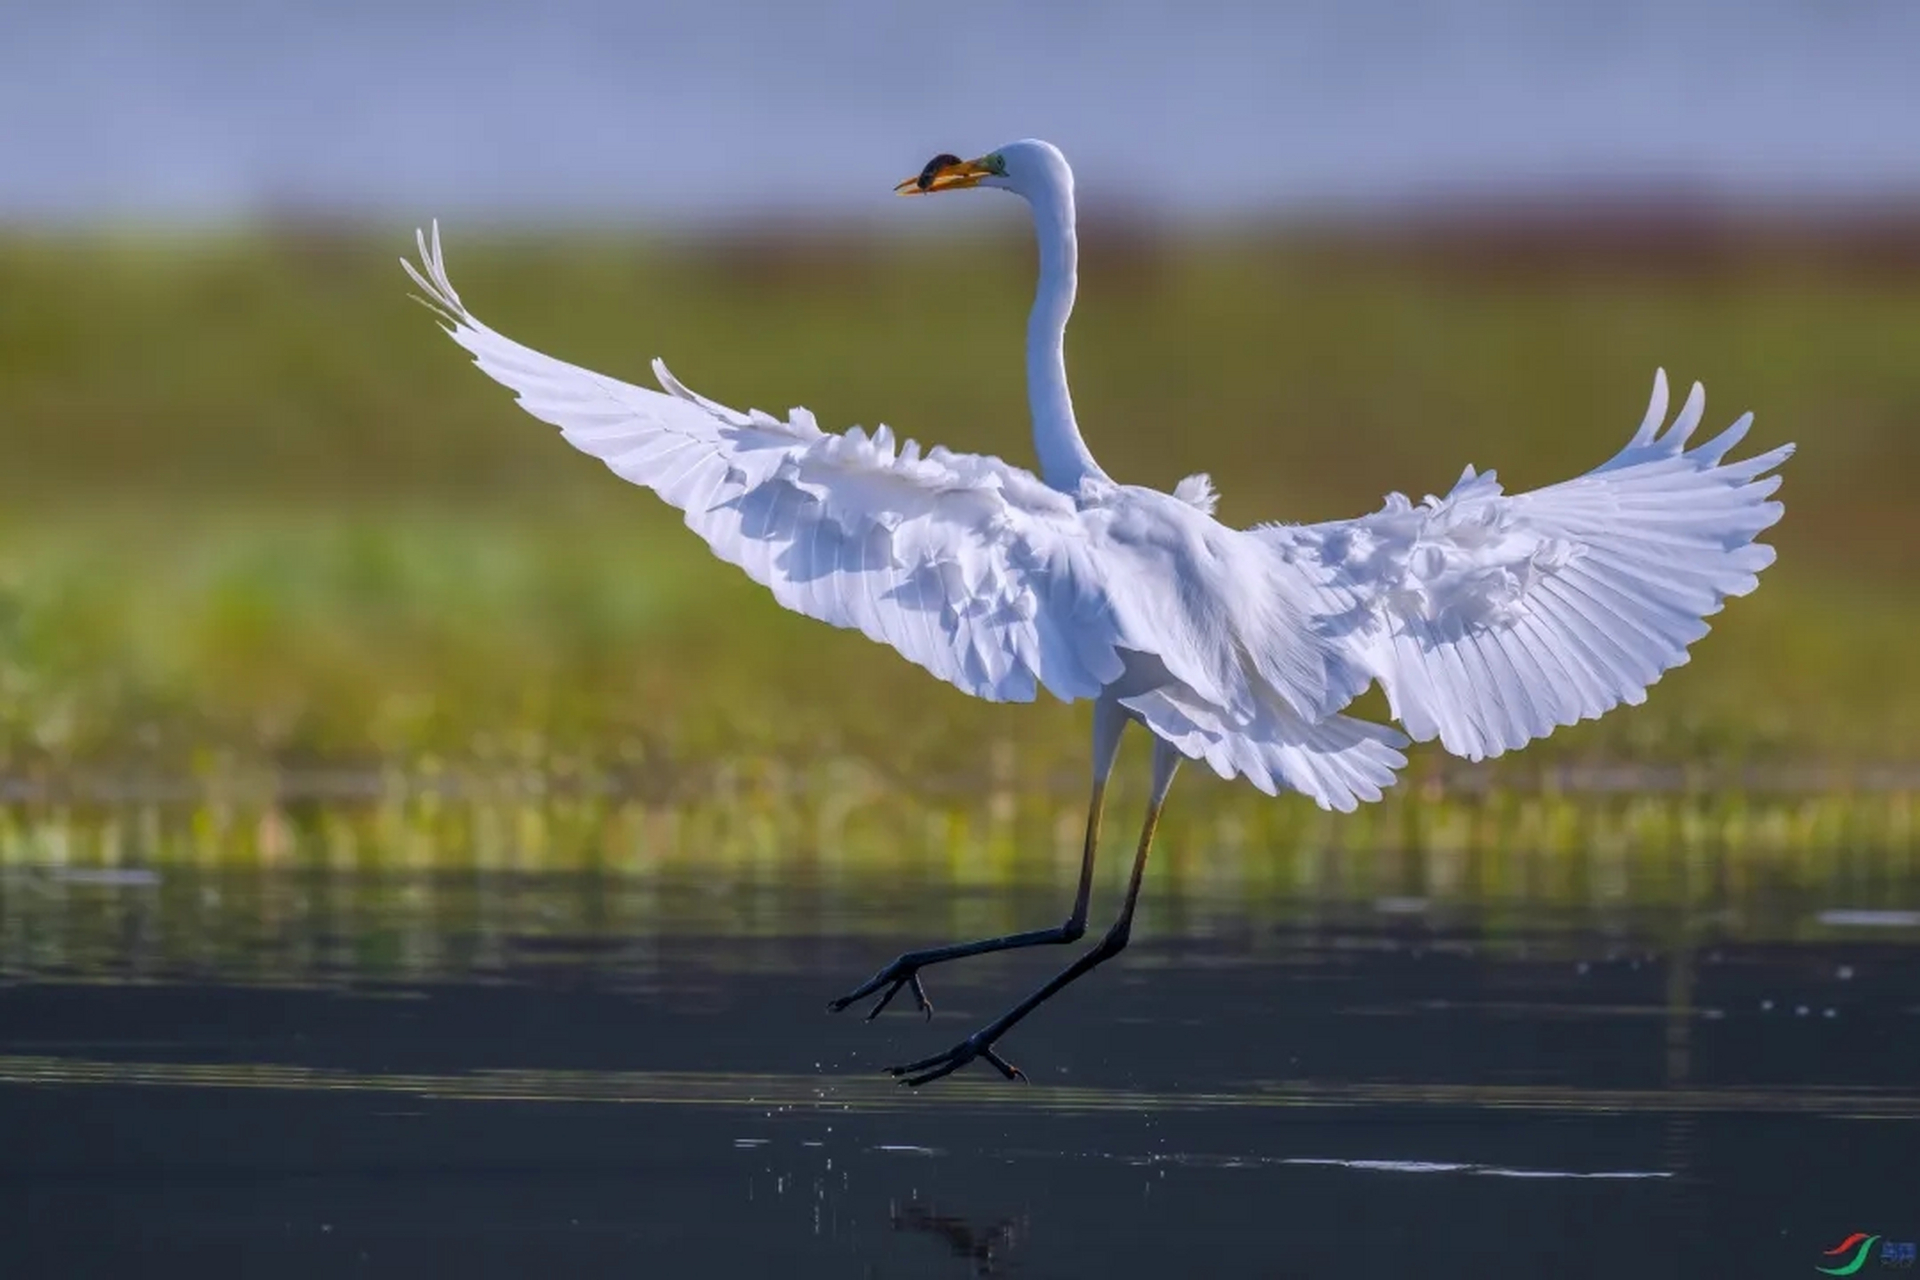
[4,0,1918,225]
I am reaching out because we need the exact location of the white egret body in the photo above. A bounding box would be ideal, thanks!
[403,139,1791,1084]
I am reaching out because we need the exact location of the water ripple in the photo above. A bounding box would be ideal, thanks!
[3,1055,1916,1120]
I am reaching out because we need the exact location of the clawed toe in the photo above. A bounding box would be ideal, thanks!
[866,970,933,1021]
[980,1047,1024,1080]
[886,1036,1025,1087]
[828,964,933,1020]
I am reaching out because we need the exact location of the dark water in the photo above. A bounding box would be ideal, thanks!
[2,852,1917,1278]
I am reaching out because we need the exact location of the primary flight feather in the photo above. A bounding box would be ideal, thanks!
[403,139,1790,1085]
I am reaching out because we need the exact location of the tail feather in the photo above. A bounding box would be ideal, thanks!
[1122,684,1408,812]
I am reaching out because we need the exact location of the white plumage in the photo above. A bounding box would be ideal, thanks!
[401,142,1789,811]
[403,138,1793,1086]
[1260,371,1791,762]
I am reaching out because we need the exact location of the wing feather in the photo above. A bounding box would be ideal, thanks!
[1258,369,1791,760]
[404,224,1122,706]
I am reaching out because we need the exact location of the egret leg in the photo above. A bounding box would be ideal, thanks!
[828,699,1126,1021]
[887,738,1180,1086]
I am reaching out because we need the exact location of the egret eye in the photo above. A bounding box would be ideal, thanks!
[987,153,1007,175]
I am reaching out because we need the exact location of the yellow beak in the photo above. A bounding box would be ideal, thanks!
[896,155,995,196]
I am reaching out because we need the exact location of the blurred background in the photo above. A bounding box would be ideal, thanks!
[4,9,1919,1272]
[1,0,1917,836]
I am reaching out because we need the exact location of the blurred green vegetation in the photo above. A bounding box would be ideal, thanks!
[2,787,1914,961]
[0,225,1915,786]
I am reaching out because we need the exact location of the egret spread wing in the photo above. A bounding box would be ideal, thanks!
[403,225,1127,707]
[1259,372,1793,761]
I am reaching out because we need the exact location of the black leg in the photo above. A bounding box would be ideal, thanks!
[829,782,1110,1018]
[887,739,1180,1085]
[828,700,1126,1021]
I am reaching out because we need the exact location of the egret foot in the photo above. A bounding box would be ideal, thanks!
[887,1034,1026,1087]
[827,961,934,1021]
[830,731,1121,1028]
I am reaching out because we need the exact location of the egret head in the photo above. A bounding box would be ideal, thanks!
[896,140,1071,202]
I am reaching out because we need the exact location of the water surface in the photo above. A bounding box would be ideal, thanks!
[2,819,1916,1277]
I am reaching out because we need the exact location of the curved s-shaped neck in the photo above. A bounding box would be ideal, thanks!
[1022,172,1108,493]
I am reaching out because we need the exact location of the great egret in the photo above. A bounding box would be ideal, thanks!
[402,139,1791,1086]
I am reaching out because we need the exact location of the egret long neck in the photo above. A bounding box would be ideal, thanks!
[1024,181,1107,492]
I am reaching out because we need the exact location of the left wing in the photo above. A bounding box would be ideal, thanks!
[1257,372,1793,761]
[402,224,1129,706]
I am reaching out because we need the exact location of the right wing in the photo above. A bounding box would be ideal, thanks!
[402,224,1128,706]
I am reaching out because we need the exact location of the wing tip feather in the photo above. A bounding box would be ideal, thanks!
[1632,367,1670,446]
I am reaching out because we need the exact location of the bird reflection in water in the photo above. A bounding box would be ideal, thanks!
[890,1200,1029,1276]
